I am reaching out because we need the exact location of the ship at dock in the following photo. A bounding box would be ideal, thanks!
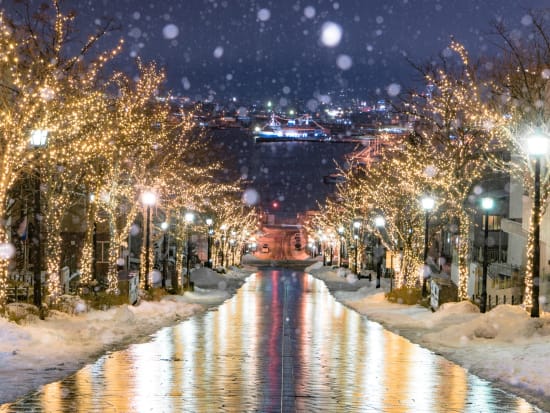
[253,113,331,141]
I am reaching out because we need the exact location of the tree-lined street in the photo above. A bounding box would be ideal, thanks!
[2,1,550,412]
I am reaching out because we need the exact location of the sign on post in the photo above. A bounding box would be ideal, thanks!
[128,271,139,305]
[61,266,70,294]
[430,279,440,311]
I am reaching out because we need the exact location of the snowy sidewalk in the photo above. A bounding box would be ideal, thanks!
[305,262,550,412]
[0,266,255,404]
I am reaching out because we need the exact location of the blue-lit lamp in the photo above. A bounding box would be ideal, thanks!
[527,130,549,317]
[480,196,494,313]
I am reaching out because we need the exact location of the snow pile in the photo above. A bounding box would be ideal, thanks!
[308,261,324,270]
[190,266,245,291]
[426,304,550,345]
[304,262,371,292]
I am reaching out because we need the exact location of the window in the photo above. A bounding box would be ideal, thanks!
[96,241,110,263]
[483,215,501,231]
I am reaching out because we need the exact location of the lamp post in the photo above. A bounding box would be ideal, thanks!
[338,226,344,267]
[374,216,386,289]
[353,220,361,276]
[527,132,549,318]
[141,191,157,290]
[161,221,169,289]
[185,212,195,290]
[89,193,97,283]
[320,233,327,265]
[329,236,334,266]
[480,197,494,313]
[220,224,227,267]
[421,196,435,297]
[30,130,47,316]
[206,218,213,268]
[229,237,236,266]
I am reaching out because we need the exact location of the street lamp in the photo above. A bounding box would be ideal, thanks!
[421,195,435,297]
[206,218,214,268]
[527,131,549,317]
[353,219,362,276]
[141,191,157,290]
[185,212,195,290]
[480,197,494,313]
[374,216,386,289]
[30,130,48,316]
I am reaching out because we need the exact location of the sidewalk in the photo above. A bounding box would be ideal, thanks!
[305,262,550,412]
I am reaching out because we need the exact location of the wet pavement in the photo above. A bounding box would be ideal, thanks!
[1,269,546,412]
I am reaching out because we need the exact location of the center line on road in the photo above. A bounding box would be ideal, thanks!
[280,280,289,412]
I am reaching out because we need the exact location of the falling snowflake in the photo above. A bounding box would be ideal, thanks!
[304,6,316,19]
[257,8,271,21]
[320,22,342,47]
[213,46,224,58]
[424,165,437,178]
[336,54,353,70]
[386,83,401,97]
[181,77,191,90]
[521,14,533,26]
[0,243,15,259]
[242,188,260,206]
[40,87,55,101]
[162,24,179,39]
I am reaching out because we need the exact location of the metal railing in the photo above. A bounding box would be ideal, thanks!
[472,293,524,310]
[7,285,31,303]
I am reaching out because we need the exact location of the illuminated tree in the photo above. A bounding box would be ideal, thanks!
[396,41,508,298]
[87,62,177,293]
[332,148,427,288]
[0,1,119,310]
[205,197,258,268]
[317,41,509,296]
[306,174,370,273]
[486,11,550,309]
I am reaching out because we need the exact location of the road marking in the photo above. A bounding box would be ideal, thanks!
[280,280,289,412]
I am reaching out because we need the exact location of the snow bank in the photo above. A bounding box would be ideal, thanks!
[190,266,245,291]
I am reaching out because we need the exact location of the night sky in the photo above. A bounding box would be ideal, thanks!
[4,0,548,103]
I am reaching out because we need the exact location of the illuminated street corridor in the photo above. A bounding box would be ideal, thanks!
[2,269,544,412]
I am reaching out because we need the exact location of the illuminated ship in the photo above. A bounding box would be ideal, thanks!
[254,113,330,140]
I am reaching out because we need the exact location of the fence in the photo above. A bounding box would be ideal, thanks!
[7,285,31,303]
[472,293,523,310]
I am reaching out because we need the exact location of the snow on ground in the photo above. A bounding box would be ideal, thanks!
[306,263,550,411]
[0,266,255,404]
[2,261,550,409]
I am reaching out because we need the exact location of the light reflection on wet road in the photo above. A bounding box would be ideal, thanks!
[1,269,545,412]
